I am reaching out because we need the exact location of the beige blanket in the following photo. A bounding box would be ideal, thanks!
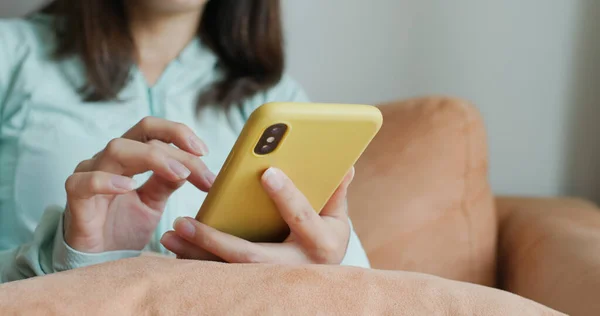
[0,257,561,315]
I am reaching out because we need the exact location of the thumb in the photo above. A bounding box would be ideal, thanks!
[319,167,355,219]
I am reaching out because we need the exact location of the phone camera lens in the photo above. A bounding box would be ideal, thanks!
[254,123,287,155]
[260,145,271,153]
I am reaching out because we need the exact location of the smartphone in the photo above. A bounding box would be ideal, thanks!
[195,102,383,242]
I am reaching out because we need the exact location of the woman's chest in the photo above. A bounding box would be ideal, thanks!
[1,67,241,228]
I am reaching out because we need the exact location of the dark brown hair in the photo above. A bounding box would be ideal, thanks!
[43,0,284,107]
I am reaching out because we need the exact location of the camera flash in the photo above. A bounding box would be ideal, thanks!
[266,136,275,143]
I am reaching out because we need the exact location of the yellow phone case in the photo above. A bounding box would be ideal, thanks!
[196,102,383,242]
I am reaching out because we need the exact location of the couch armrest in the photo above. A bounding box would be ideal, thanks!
[350,97,496,286]
[496,197,600,315]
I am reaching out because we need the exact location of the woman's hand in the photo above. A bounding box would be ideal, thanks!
[160,167,354,265]
[64,117,216,253]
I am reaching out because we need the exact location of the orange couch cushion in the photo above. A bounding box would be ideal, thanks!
[0,257,561,315]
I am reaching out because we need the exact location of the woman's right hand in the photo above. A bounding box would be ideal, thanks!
[63,117,215,253]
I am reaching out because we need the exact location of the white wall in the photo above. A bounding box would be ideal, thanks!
[284,0,600,202]
[4,1,600,202]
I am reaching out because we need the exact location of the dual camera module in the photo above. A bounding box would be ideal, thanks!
[254,123,288,155]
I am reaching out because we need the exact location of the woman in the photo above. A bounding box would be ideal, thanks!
[0,0,370,282]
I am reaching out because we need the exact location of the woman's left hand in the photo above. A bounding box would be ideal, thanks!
[160,167,354,264]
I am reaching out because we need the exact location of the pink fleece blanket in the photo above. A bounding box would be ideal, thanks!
[0,257,561,315]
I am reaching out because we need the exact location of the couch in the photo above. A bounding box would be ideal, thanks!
[1,97,598,315]
[349,97,600,315]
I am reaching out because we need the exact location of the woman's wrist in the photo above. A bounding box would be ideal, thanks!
[53,212,142,272]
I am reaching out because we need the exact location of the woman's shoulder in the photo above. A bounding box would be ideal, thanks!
[237,74,309,120]
[0,13,55,39]
[0,14,56,62]
[239,74,310,118]
[262,74,310,104]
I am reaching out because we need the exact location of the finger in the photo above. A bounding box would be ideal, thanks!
[172,217,269,264]
[146,140,215,191]
[65,171,136,200]
[137,174,186,210]
[122,117,209,156]
[94,138,191,182]
[261,167,327,244]
[319,167,355,219]
[135,140,215,209]
[160,231,224,262]
[73,159,94,173]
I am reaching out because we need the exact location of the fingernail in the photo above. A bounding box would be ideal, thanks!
[347,167,356,182]
[262,167,284,192]
[168,159,191,179]
[111,176,136,191]
[189,136,209,156]
[203,169,217,185]
[174,217,196,238]
[159,233,171,245]
[160,232,181,252]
